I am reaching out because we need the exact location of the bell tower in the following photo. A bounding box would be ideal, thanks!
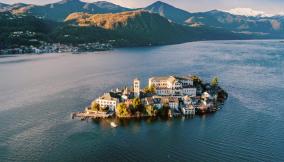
[133,78,140,98]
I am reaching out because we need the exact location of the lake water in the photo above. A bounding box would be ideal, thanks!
[0,40,284,162]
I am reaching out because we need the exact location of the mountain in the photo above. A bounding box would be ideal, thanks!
[62,10,241,46]
[0,3,30,12]
[63,10,193,45]
[6,0,131,21]
[2,0,283,50]
[226,8,282,17]
[0,10,242,49]
[0,2,9,8]
[185,10,284,38]
[144,1,191,24]
[93,1,130,13]
[143,2,284,38]
[0,3,9,12]
[0,12,59,49]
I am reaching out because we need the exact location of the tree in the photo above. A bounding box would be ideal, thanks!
[191,75,202,86]
[91,101,100,111]
[128,104,136,115]
[116,103,130,117]
[133,97,145,112]
[145,105,157,116]
[144,84,156,94]
[211,77,219,87]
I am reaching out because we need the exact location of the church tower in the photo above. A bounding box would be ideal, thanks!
[133,78,140,98]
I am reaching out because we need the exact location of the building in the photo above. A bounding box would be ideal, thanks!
[133,78,140,98]
[95,92,120,112]
[149,76,196,97]
[122,87,132,101]
[152,96,162,109]
[168,96,179,110]
[181,104,195,115]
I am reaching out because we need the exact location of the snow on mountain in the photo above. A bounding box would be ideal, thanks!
[226,8,275,17]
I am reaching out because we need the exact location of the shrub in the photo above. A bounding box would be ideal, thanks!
[117,103,131,117]
[211,77,219,87]
[144,84,156,94]
[145,105,157,116]
[133,97,145,113]
[91,101,100,111]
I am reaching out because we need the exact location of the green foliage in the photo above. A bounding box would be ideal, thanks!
[145,105,157,116]
[116,103,130,117]
[211,77,219,87]
[144,84,156,94]
[191,75,203,86]
[91,101,100,111]
[128,104,136,115]
[133,97,145,112]
[0,12,58,49]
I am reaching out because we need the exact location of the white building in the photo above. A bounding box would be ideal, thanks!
[168,97,179,110]
[133,78,140,98]
[181,105,195,115]
[95,93,119,112]
[149,76,196,97]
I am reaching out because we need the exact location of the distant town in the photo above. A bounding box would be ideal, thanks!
[72,75,228,122]
[0,37,113,55]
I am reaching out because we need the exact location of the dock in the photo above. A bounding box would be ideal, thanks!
[71,111,114,120]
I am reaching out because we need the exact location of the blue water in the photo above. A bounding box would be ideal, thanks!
[0,40,283,161]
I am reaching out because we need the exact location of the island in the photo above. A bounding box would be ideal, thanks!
[72,75,228,120]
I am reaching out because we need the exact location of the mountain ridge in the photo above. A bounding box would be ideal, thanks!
[144,1,191,24]
[0,10,243,49]
[2,0,132,21]
[1,0,284,51]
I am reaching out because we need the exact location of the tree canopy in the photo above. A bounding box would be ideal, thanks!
[211,77,219,87]
[133,97,145,112]
[144,84,156,94]
[91,101,100,111]
[146,105,157,116]
[116,103,130,117]
[191,75,203,86]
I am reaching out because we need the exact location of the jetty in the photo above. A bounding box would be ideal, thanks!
[71,111,114,120]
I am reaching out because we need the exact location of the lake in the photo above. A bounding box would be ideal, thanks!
[0,40,283,162]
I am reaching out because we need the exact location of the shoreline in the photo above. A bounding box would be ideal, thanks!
[72,103,226,122]
[1,39,283,55]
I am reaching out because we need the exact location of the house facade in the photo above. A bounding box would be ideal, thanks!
[149,76,196,97]
[95,92,119,111]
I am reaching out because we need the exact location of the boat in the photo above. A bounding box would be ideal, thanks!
[110,122,118,128]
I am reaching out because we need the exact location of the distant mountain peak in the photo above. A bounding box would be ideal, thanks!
[226,8,274,17]
[0,2,9,8]
[93,1,129,10]
[145,1,191,23]
[152,1,169,5]
[148,1,177,8]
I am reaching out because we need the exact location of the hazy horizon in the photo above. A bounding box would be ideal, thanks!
[1,0,284,14]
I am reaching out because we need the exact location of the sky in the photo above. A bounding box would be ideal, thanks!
[1,0,284,14]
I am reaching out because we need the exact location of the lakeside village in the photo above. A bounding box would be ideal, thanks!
[0,32,113,54]
[0,42,113,54]
[72,75,228,123]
